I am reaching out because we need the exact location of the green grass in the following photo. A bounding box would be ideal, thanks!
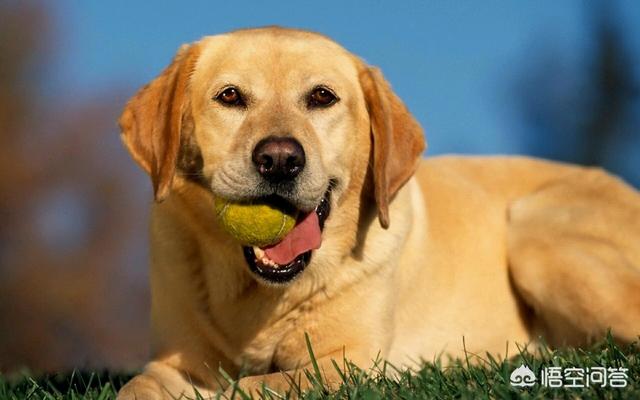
[1,335,638,399]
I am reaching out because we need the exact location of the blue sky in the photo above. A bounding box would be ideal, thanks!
[45,1,640,159]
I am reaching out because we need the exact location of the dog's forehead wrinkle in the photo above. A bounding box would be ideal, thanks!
[196,32,357,89]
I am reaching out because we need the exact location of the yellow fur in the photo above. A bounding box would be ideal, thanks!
[117,28,640,399]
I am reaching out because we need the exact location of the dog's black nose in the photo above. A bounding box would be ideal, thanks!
[252,136,305,182]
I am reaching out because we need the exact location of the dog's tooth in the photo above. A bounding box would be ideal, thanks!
[265,257,279,269]
[254,246,265,259]
[253,246,283,269]
[259,254,274,267]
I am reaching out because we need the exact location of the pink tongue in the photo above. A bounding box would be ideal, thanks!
[264,212,322,265]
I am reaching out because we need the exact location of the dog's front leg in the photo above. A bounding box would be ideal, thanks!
[118,360,219,400]
[223,347,375,399]
[223,359,344,398]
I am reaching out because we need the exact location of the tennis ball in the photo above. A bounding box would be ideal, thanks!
[214,198,298,247]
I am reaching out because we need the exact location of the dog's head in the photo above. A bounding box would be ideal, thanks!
[120,27,425,284]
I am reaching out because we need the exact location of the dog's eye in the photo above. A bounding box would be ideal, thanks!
[308,87,338,108]
[216,87,245,107]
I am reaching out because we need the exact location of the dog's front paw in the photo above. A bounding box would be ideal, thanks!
[223,377,260,399]
[223,376,293,399]
[117,375,166,400]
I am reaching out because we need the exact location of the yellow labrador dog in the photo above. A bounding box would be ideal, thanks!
[117,27,640,399]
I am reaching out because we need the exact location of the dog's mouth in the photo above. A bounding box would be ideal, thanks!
[242,185,333,284]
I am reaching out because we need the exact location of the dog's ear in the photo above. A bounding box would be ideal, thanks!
[119,43,200,201]
[359,66,426,229]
